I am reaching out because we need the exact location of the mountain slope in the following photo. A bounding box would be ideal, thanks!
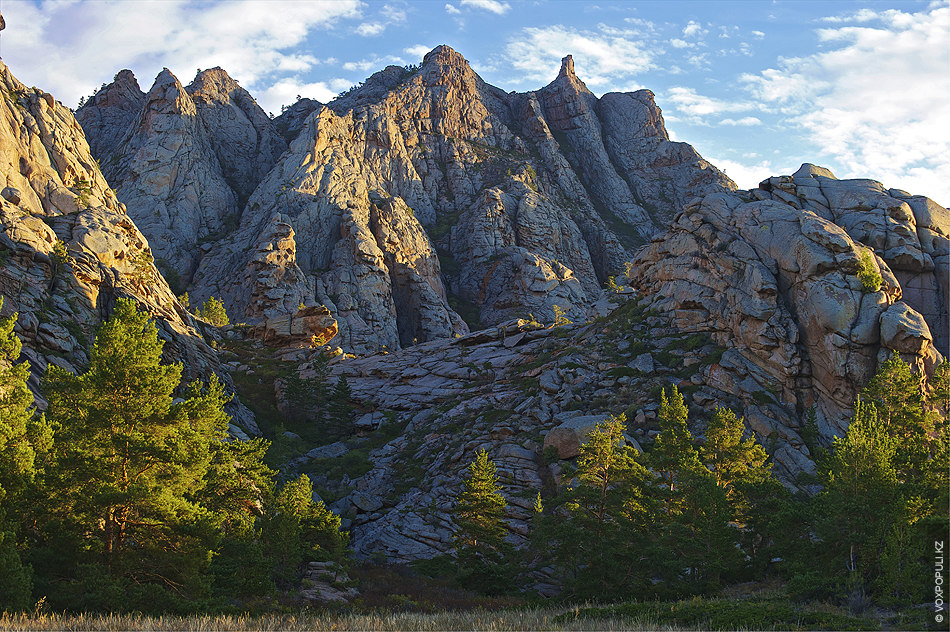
[0,60,256,436]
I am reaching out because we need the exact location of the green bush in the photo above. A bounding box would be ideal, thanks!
[196,296,229,327]
[856,250,883,293]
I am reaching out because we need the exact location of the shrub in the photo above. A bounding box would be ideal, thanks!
[196,296,229,327]
[856,250,882,293]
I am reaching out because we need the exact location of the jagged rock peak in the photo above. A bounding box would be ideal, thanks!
[422,44,469,69]
[187,66,243,103]
[559,54,576,78]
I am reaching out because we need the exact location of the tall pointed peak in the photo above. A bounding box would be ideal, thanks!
[558,55,575,79]
[421,44,476,77]
[187,66,243,103]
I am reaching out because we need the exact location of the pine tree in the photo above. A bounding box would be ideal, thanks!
[550,415,653,599]
[702,406,770,519]
[863,352,930,478]
[452,449,512,592]
[652,386,702,498]
[327,374,353,428]
[0,298,50,611]
[813,398,900,603]
[196,295,229,327]
[263,475,347,587]
[41,299,229,602]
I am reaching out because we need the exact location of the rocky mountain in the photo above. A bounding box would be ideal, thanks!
[75,66,286,289]
[80,46,733,352]
[0,60,256,436]
[5,40,947,570]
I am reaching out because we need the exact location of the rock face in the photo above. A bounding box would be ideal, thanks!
[630,164,947,438]
[77,66,285,286]
[185,46,733,352]
[0,60,256,435]
[186,67,288,205]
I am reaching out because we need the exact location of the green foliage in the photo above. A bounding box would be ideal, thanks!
[856,249,883,293]
[263,475,348,587]
[452,450,513,593]
[40,299,228,600]
[535,415,655,599]
[327,374,354,427]
[569,597,879,631]
[128,249,153,287]
[196,296,229,327]
[551,304,571,328]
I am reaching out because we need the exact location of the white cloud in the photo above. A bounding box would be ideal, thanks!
[342,55,406,73]
[666,86,756,121]
[705,156,793,191]
[404,44,436,59]
[504,24,654,87]
[356,22,386,36]
[0,0,362,110]
[460,0,510,15]
[669,38,691,48]
[720,116,762,126]
[355,4,405,37]
[751,30,765,39]
[259,78,339,112]
[742,5,950,202]
[445,3,461,15]
[682,20,707,38]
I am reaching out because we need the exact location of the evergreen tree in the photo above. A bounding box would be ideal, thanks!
[547,415,654,599]
[327,374,353,428]
[452,449,512,593]
[652,386,703,497]
[812,398,899,603]
[863,351,930,478]
[0,298,50,611]
[196,296,229,327]
[701,407,770,519]
[40,299,229,604]
[263,475,347,588]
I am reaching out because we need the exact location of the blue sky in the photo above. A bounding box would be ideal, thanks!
[1,0,948,203]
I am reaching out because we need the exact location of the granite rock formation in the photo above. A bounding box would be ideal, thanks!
[185,46,733,352]
[630,164,947,438]
[0,60,256,436]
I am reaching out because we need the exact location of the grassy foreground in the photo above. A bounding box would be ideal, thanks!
[0,609,666,632]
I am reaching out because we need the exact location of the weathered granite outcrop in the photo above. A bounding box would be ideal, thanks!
[186,67,288,205]
[0,60,257,436]
[74,69,145,159]
[630,164,947,439]
[77,67,284,285]
[190,46,732,352]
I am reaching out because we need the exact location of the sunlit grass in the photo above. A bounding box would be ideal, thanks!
[0,609,676,631]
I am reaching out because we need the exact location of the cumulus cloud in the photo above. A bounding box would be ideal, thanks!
[665,86,758,123]
[682,20,708,38]
[356,22,386,36]
[258,78,340,112]
[460,0,510,15]
[741,5,950,202]
[0,0,361,110]
[504,24,654,87]
[404,44,436,60]
[445,4,461,15]
[704,156,795,191]
[720,116,762,126]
